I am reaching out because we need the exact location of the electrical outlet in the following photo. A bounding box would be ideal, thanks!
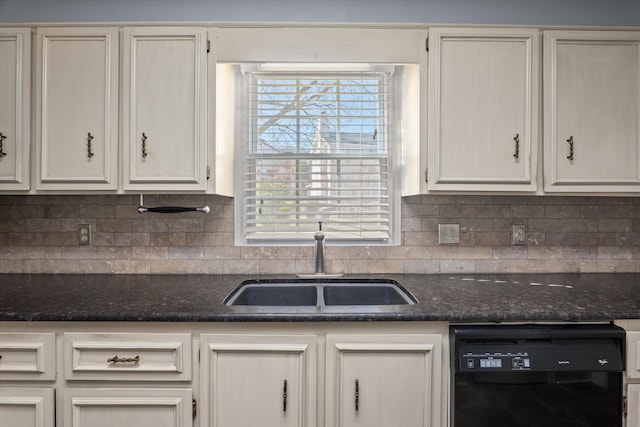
[512,224,526,245]
[439,223,459,244]
[78,224,91,245]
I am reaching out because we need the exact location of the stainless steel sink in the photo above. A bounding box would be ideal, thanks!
[224,279,416,307]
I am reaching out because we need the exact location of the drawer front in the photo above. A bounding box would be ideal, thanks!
[0,333,56,381]
[64,333,191,381]
[628,332,640,379]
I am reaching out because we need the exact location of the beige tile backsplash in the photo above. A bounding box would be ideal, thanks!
[1,194,638,274]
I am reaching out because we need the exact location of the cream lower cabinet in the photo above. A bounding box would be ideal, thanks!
[325,334,444,427]
[0,387,54,427]
[60,333,193,427]
[200,334,317,427]
[629,384,640,427]
[544,30,640,193]
[0,333,56,427]
[62,388,192,427]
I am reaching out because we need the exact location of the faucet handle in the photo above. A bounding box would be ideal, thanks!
[318,221,323,231]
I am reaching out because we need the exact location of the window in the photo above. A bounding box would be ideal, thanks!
[236,64,401,245]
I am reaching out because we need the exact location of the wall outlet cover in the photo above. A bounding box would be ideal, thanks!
[78,224,91,245]
[512,224,526,245]
[439,223,459,244]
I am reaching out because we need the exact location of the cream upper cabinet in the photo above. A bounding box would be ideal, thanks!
[200,334,317,427]
[35,27,119,190]
[123,27,208,191]
[427,27,539,192]
[543,30,640,193]
[0,28,30,191]
[325,334,444,427]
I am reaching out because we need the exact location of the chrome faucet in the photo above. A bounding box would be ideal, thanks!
[315,221,325,274]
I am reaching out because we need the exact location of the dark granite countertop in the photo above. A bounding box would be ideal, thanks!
[0,273,638,323]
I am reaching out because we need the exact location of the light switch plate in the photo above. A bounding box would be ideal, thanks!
[439,223,459,244]
[512,224,526,245]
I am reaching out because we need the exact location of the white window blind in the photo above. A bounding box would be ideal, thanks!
[240,66,395,244]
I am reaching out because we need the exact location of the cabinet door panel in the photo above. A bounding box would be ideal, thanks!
[0,28,30,190]
[428,28,538,191]
[62,388,192,427]
[544,31,640,192]
[124,28,207,191]
[0,388,54,427]
[326,334,443,427]
[36,27,118,189]
[201,334,317,427]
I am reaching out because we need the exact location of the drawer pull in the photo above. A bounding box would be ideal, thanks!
[355,379,360,411]
[283,379,287,412]
[107,355,140,364]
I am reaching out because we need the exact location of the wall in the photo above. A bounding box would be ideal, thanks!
[1,194,638,274]
[1,2,639,275]
[1,0,639,26]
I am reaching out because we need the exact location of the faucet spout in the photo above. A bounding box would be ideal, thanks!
[314,221,325,274]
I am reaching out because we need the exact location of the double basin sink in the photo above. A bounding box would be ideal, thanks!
[225,278,417,307]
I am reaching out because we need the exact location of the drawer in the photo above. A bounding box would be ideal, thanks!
[628,331,640,379]
[64,333,191,381]
[0,333,56,381]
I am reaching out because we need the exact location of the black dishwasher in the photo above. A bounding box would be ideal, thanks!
[451,324,625,427]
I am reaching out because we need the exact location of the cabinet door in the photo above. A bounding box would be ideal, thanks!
[62,388,192,427]
[629,384,640,427]
[325,334,443,427]
[123,27,207,191]
[0,28,30,191]
[35,27,118,190]
[544,30,640,192]
[427,27,539,191]
[200,334,317,427]
[0,388,54,427]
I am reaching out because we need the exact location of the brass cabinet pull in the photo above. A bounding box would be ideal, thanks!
[141,133,149,158]
[0,132,7,158]
[283,379,287,412]
[355,379,360,411]
[513,133,520,159]
[87,132,94,158]
[107,355,140,364]
[566,136,574,160]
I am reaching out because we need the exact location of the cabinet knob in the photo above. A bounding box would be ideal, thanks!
[0,132,6,158]
[142,133,149,158]
[513,133,520,159]
[566,136,574,161]
[87,132,94,158]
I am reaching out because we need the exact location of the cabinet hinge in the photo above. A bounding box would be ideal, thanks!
[192,399,197,418]
[206,165,211,180]
[426,37,429,52]
[207,39,211,53]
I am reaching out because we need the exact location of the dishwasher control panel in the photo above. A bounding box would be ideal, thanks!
[461,351,532,371]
